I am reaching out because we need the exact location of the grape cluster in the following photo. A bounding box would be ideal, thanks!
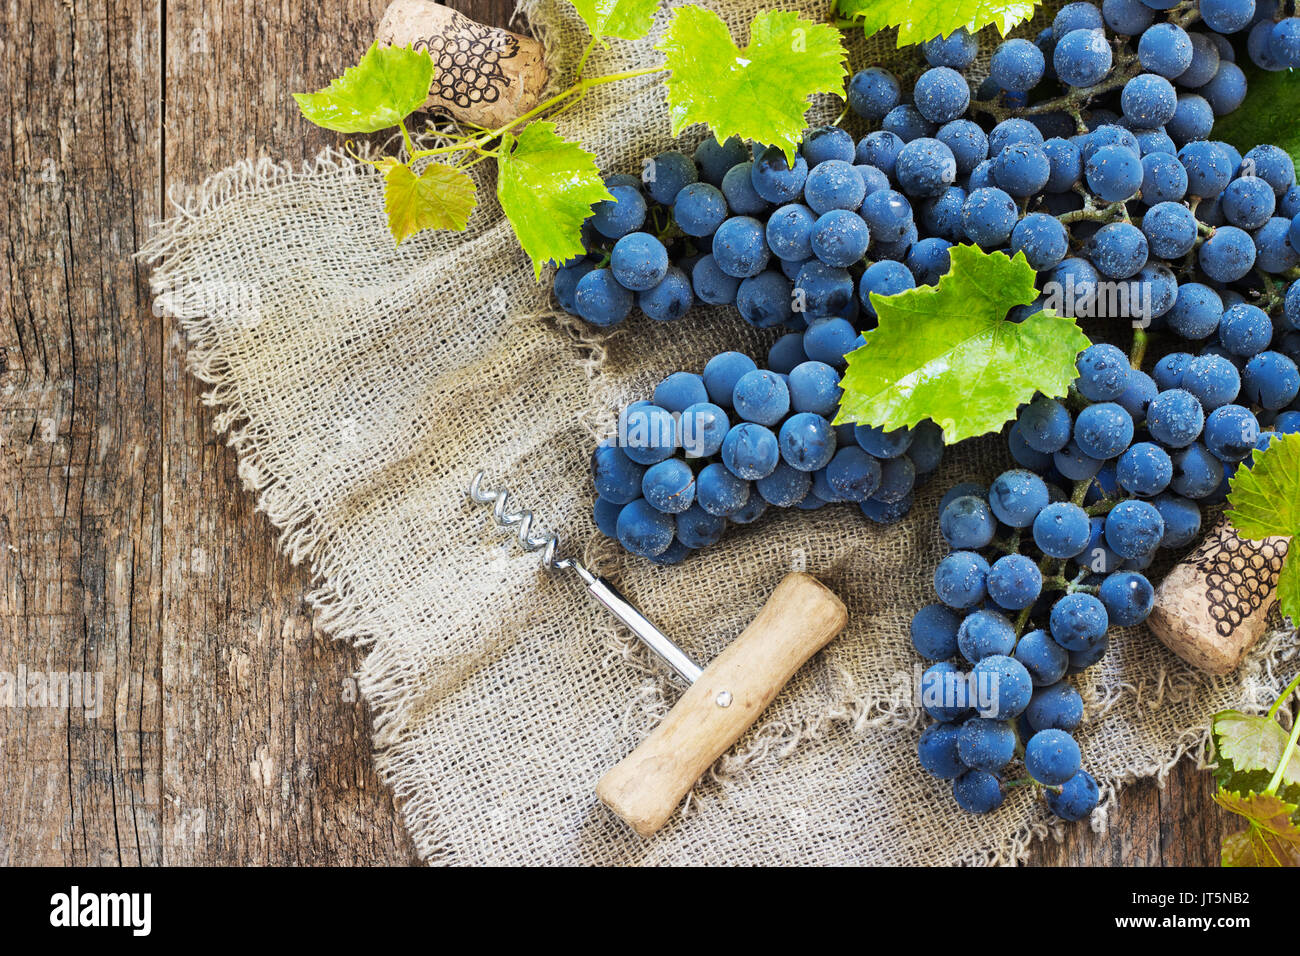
[918,334,1300,817]
[592,335,947,564]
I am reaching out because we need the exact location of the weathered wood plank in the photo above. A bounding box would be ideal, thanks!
[0,0,165,865]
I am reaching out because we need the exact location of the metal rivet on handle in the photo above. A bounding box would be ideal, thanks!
[715,691,732,708]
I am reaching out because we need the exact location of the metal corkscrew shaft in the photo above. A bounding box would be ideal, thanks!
[466,471,702,684]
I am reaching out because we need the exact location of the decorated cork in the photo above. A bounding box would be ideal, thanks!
[376,0,549,130]
[1147,514,1291,675]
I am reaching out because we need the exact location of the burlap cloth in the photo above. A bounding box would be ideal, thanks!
[142,0,1297,864]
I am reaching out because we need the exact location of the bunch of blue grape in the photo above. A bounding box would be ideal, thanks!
[591,339,947,563]
[553,0,1293,336]
[917,336,1300,818]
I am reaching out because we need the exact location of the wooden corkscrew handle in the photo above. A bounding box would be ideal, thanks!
[596,573,848,838]
[1147,514,1291,675]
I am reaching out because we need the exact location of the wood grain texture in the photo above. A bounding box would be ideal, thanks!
[0,0,1233,866]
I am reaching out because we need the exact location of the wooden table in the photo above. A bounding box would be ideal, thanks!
[0,0,1230,865]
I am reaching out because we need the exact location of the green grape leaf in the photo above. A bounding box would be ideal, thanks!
[382,161,478,244]
[294,43,433,133]
[1213,710,1300,790]
[1227,432,1300,623]
[497,122,612,279]
[836,0,1041,47]
[1214,790,1300,867]
[570,0,659,42]
[835,244,1091,443]
[1212,63,1300,171]
[657,7,848,163]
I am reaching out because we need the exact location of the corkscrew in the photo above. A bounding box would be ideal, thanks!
[467,470,702,683]
[466,469,848,837]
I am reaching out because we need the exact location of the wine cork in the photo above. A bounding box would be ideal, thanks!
[376,0,549,129]
[1147,514,1290,675]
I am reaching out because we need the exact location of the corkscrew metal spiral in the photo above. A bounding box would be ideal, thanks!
[465,470,703,684]
[467,470,572,571]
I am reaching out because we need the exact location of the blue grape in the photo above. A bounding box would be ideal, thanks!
[620,403,677,465]
[940,482,987,514]
[1165,281,1222,339]
[1054,2,1105,40]
[1171,441,1227,496]
[1116,441,1173,496]
[1055,440,1105,480]
[920,187,968,242]
[993,143,1052,198]
[1255,216,1300,273]
[1147,388,1205,447]
[778,412,837,471]
[1048,770,1100,821]
[1074,402,1135,459]
[641,458,696,514]
[1099,571,1155,625]
[958,609,1017,663]
[912,603,962,662]
[1041,137,1083,193]
[988,554,1044,611]
[1020,397,1073,453]
[1118,368,1159,419]
[721,422,780,479]
[883,105,938,143]
[1204,405,1260,461]
[957,717,1018,771]
[1243,145,1295,195]
[1104,499,1165,557]
[990,118,1045,155]
[1121,73,1177,127]
[801,126,856,167]
[1218,303,1273,356]
[860,189,914,243]
[616,498,676,557]
[1076,343,1130,401]
[1026,729,1083,786]
[593,496,623,538]
[644,150,697,205]
[672,182,727,237]
[1221,175,1276,230]
[750,147,808,204]
[592,441,646,504]
[937,120,989,176]
[590,184,647,239]
[847,68,901,122]
[990,38,1046,91]
[1190,62,1242,117]
[988,469,1049,527]
[918,721,966,778]
[909,422,945,474]
[553,259,596,314]
[825,447,881,502]
[1033,501,1092,558]
[1271,17,1300,67]
[913,68,971,125]
[787,361,839,416]
[1015,629,1071,687]
[765,204,816,262]
[953,769,1004,813]
[1153,351,1193,390]
[691,255,741,305]
[858,259,916,317]
[906,238,953,285]
[732,369,790,426]
[679,402,729,459]
[669,505,719,550]
[1085,143,1143,201]
[962,187,1019,246]
[1055,28,1113,87]
[802,315,861,367]
[1181,354,1241,410]
[874,456,916,503]
[694,135,749,186]
[804,161,866,215]
[1050,592,1109,651]
[1087,222,1149,279]
[1200,0,1255,33]
[896,137,960,198]
[695,462,750,516]
[855,424,915,459]
[1180,32,1223,87]
[1103,0,1155,34]
[1178,141,1234,198]
[1026,682,1085,732]
[712,216,771,278]
[720,161,769,215]
[730,493,768,525]
[755,460,812,507]
[1138,22,1193,76]
[940,495,997,549]
[1140,153,1188,205]
[653,372,707,412]
[856,130,905,178]
[735,270,793,328]
[972,655,1034,719]
[637,268,693,324]
[934,550,990,608]
[702,352,757,408]
[924,27,979,68]
[575,268,634,326]
[1152,491,1201,547]
[1243,352,1300,409]
[810,209,871,267]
